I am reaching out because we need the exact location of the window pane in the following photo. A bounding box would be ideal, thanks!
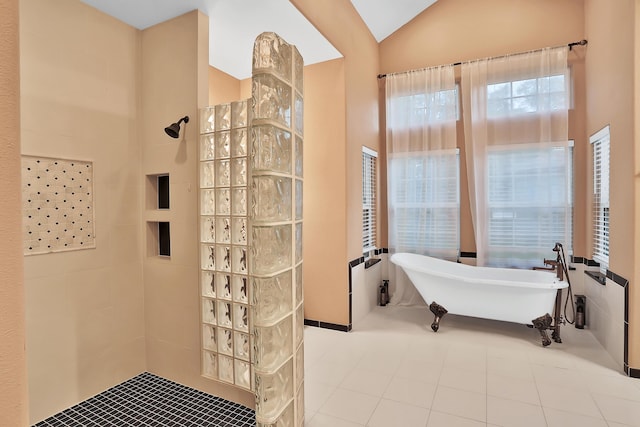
[512,96,537,113]
[487,82,510,99]
[486,74,568,118]
[512,78,537,97]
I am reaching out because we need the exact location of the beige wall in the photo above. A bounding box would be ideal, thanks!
[0,0,29,425]
[291,0,380,325]
[140,11,254,408]
[209,66,242,106]
[20,1,146,422]
[635,0,640,371]
[584,0,638,369]
[380,0,585,75]
[302,58,348,323]
[379,0,586,255]
[207,56,351,326]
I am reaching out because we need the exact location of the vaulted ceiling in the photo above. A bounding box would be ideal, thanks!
[80,0,437,79]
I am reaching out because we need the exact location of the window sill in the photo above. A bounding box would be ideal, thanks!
[585,270,606,286]
[364,258,381,269]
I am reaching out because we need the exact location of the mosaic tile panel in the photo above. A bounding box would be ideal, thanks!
[32,372,255,427]
[22,155,95,255]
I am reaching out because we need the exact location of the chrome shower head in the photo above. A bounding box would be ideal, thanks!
[164,116,189,139]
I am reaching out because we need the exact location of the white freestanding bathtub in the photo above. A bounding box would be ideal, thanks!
[390,253,568,344]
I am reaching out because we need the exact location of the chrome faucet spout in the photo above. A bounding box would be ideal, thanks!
[542,259,563,281]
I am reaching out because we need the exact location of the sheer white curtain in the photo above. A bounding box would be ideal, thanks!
[386,65,458,305]
[461,47,571,268]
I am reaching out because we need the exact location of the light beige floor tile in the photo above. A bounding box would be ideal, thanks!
[305,412,365,427]
[318,388,379,425]
[536,383,603,419]
[584,372,640,402]
[431,385,486,422]
[543,407,608,427]
[444,344,487,372]
[487,373,540,405]
[305,307,633,427]
[487,395,546,427]
[426,410,486,427]
[306,360,353,387]
[357,351,404,375]
[487,356,534,381]
[383,376,437,408]
[438,366,486,394]
[339,367,393,397]
[531,364,587,390]
[395,358,443,384]
[367,399,429,427]
[592,393,640,427]
[305,380,336,414]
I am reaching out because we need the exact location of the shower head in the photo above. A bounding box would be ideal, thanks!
[164,116,190,139]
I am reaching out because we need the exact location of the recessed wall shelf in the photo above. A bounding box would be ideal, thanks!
[147,221,171,258]
[146,173,170,210]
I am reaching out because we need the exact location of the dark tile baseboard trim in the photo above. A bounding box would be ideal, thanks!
[575,253,633,378]
[460,251,477,258]
[304,318,352,332]
[349,257,365,268]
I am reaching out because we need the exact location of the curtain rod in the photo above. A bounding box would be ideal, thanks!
[377,39,588,79]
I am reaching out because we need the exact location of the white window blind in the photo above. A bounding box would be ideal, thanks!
[591,126,610,267]
[388,151,459,259]
[486,143,573,267]
[362,147,377,252]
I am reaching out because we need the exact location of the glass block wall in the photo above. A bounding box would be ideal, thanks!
[199,32,303,426]
[250,32,304,427]
[199,99,252,390]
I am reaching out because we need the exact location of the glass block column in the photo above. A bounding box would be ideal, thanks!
[250,32,304,427]
[199,100,252,391]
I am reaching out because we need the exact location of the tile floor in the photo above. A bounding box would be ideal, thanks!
[33,372,255,427]
[303,306,640,427]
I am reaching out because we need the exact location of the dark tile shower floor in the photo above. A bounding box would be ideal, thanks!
[33,372,256,427]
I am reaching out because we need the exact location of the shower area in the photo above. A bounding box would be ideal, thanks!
[20,2,304,425]
[198,32,305,426]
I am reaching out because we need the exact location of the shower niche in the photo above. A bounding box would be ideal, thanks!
[198,33,304,426]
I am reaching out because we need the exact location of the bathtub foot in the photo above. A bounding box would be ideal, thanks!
[532,313,553,347]
[429,302,448,332]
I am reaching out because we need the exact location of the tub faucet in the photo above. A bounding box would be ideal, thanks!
[543,259,564,281]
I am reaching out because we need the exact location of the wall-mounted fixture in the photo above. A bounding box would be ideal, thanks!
[164,116,189,139]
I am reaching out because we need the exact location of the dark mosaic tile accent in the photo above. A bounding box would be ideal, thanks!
[349,257,365,268]
[460,251,477,258]
[304,318,351,332]
[33,372,255,427]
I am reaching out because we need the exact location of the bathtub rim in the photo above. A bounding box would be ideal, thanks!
[390,252,568,290]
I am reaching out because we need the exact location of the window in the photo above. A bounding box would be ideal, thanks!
[388,84,460,127]
[362,147,377,253]
[591,126,610,268]
[388,150,460,259]
[486,142,573,267]
[487,74,567,118]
